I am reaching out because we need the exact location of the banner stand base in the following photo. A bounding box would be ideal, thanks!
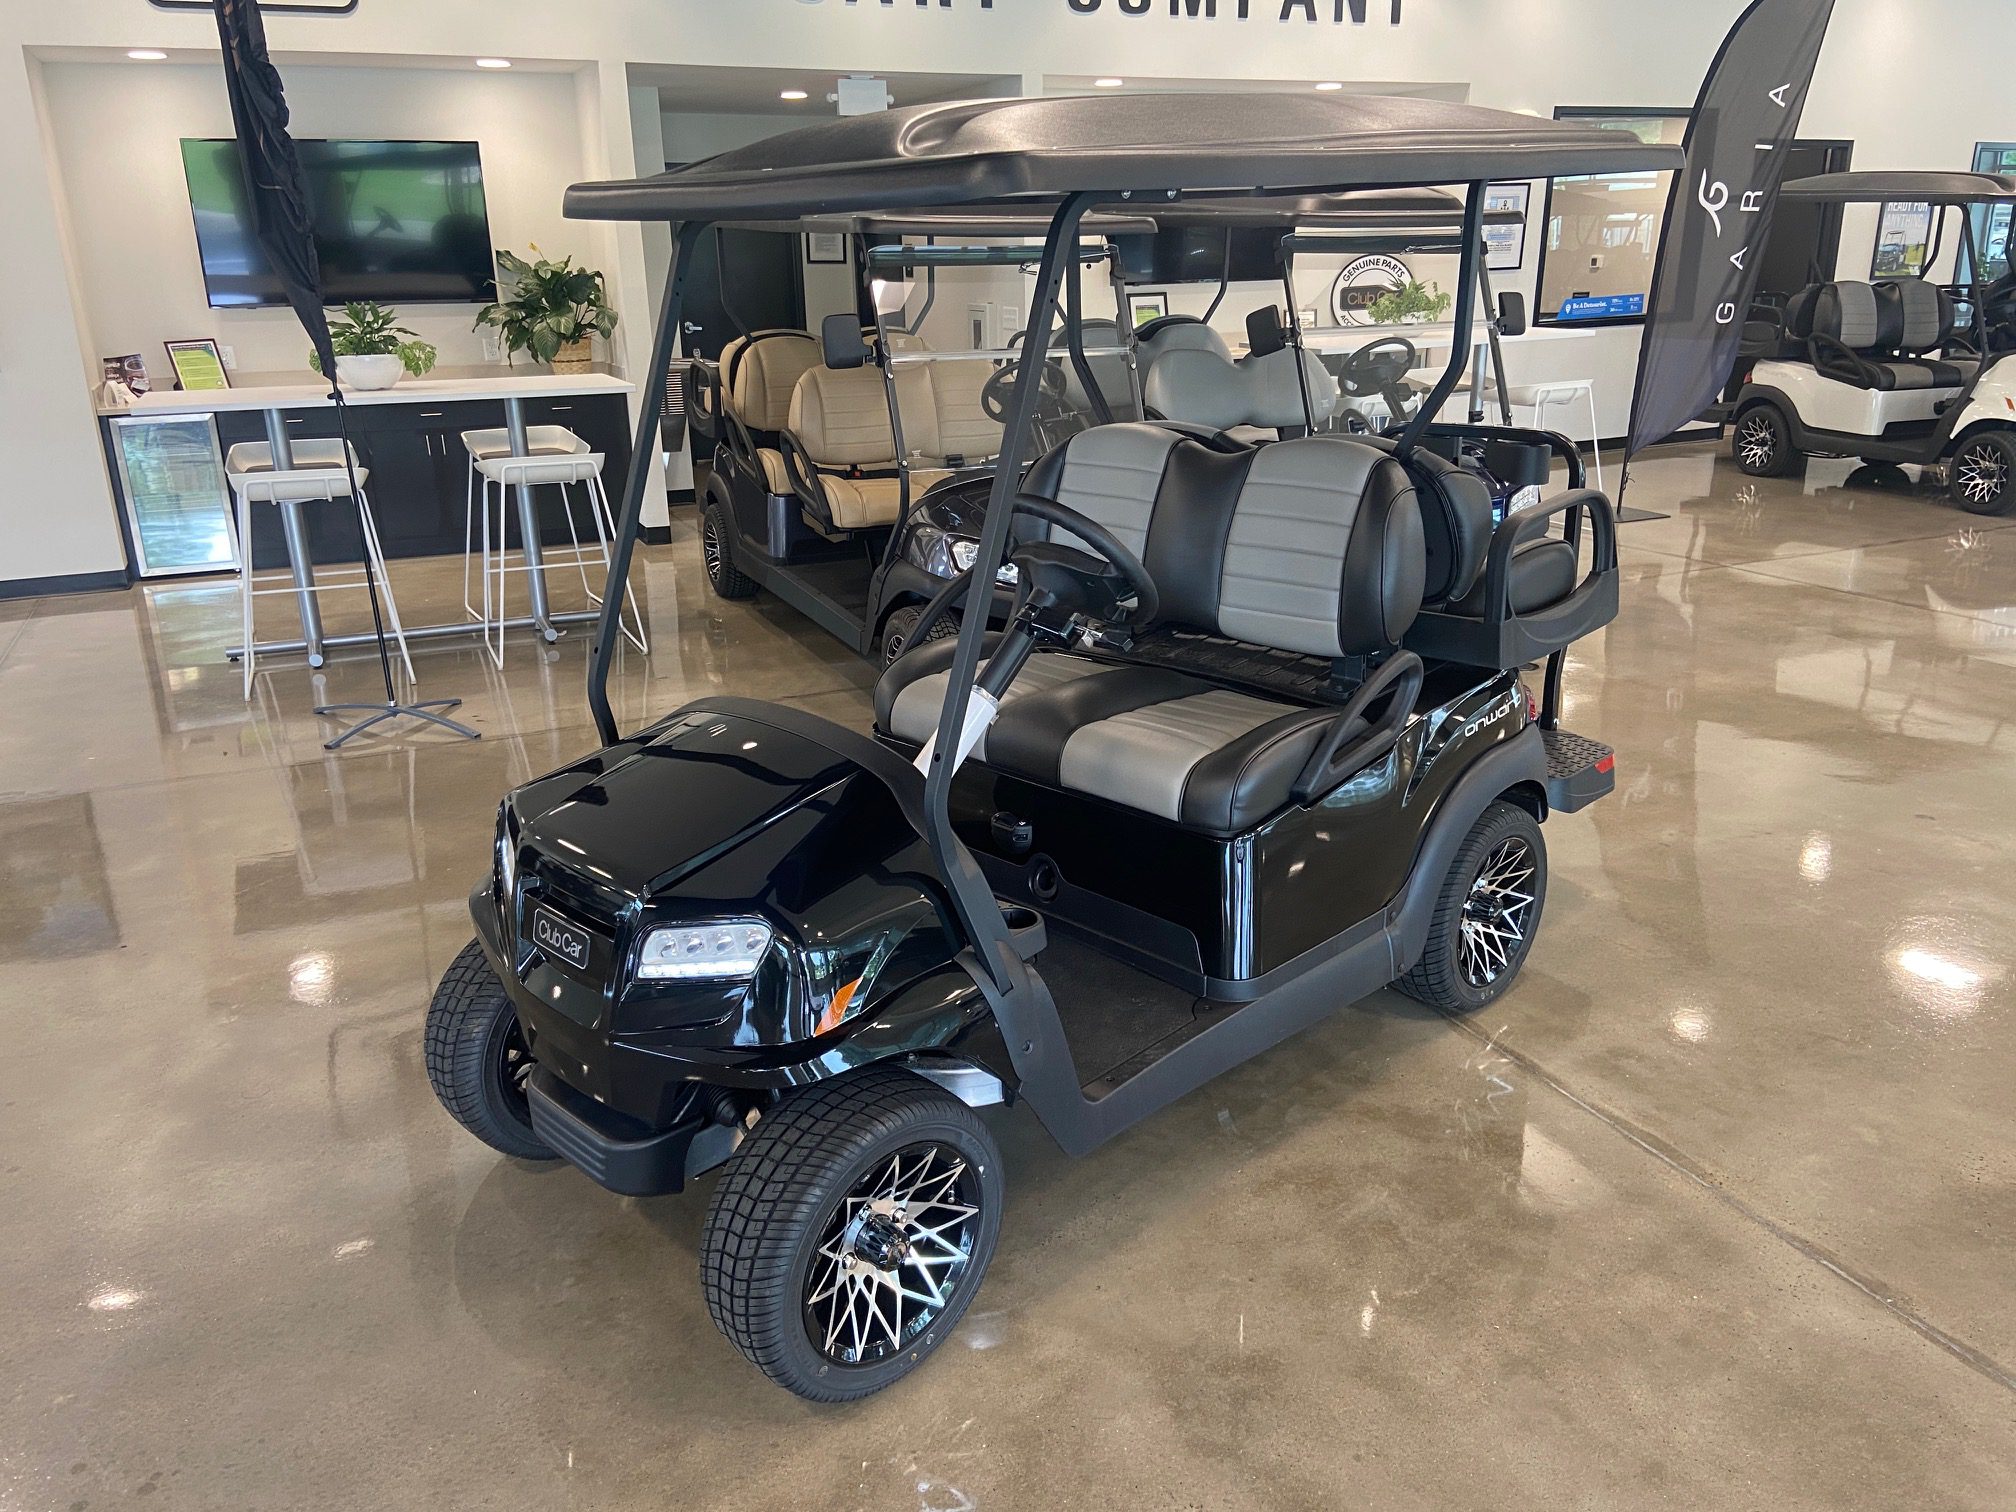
[315,698,481,751]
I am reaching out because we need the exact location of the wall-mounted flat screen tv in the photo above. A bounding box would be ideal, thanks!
[180,138,498,308]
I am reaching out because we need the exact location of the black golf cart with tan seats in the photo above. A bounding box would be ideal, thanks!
[422,91,1678,1402]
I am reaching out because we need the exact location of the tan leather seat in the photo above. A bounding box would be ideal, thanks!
[787,362,939,528]
[719,331,821,498]
[917,362,1005,463]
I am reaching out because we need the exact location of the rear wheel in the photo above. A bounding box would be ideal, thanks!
[423,940,555,1160]
[1397,801,1548,1013]
[880,604,959,667]
[1733,403,1799,478]
[700,1066,1003,1401]
[702,497,758,599]
[1949,431,2016,515]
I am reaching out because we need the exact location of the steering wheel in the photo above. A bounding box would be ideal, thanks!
[1005,494,1160,629]
[1339,336,1419,397]
[981,359,1069,424]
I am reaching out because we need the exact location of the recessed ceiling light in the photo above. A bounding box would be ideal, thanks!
[780,89,809,101]
[1094,78,1125,88]
[127,49,168,61]
[474,57,512,70]
[1315,81,1345,91]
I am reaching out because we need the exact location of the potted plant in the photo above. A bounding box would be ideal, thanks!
[474,247,618,372]
[309,301,439,390]
[1368,279,1455,326]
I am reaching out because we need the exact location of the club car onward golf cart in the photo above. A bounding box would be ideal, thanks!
[1730,170,2016,513]
[423,94,1670,1400]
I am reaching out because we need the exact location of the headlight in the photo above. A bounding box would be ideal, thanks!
[950,537,1019,585]
[636,920,773,982]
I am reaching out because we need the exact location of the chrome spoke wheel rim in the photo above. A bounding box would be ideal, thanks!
[1458,838,1538,989]
[702,517,723,579]
[1955,445,2008,507]
[804,1143,980,1367]
[1737,415,1776,470]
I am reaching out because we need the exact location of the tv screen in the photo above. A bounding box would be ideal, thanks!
[1116,227,1283,285]
[181,138,498,308]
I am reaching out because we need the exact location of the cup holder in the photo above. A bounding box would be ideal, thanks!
[1027,855,1061,903]
[994,901,1048,961]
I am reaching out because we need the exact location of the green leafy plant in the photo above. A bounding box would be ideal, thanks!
[1367,279,1454,325]
[308,301,438,376]
[474,247,618,363]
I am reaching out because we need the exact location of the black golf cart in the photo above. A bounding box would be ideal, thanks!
[1729,170,2016,513]
[423,93,1674,1400]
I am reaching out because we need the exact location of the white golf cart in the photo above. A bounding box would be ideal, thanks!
[1730,170,2016,513]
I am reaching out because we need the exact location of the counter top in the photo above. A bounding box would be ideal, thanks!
[104,368,634,418]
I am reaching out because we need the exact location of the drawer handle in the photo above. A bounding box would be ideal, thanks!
[549,405,573,412]
[420,410,444,417]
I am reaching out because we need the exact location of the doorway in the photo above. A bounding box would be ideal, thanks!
[1754,139,1854,303]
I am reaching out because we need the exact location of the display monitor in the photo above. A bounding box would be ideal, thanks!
[180,138,498,308]
[1117,226,1285,285]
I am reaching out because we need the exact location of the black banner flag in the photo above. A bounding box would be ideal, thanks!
[1626,0,1838,458]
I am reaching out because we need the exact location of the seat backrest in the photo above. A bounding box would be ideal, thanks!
[1055,317,1140,417]
[788,362,931,469]
[1876,279,1955,354]
[1021,423,1424,658]
[914,361,1006,462]
[1809,282,1899,354]
[1356,435,1494,605]
[1143,345,1340,432]
[1136,315,1232,369]
[721,331,821,433]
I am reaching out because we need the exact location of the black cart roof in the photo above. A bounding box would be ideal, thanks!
[1783,170,2016,205]
[1153,186,1521,228]
[567,94,1680,223]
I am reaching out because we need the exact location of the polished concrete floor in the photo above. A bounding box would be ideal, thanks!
[4,443,2013,1510]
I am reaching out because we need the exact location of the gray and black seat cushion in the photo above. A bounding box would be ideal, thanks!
[1876,280,1974,387]
[875,424,1425,835]
[1805,282,1959,392]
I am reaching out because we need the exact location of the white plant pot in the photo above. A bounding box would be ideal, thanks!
[335,354,405,391]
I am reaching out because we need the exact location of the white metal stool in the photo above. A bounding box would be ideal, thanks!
[462,428,647,667]
[1505,380,1605,492]
[225,441,416,700]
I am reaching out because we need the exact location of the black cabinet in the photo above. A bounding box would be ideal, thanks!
[206,391,637,573]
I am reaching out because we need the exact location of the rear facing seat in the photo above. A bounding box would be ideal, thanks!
[876,424,1425,833]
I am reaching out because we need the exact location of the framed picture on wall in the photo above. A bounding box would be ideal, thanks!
[1871,201,1934,278]
[163,339,231,392]
[805,232,848,265]
[1126,290,1170,329]
[1483,182,1531,272]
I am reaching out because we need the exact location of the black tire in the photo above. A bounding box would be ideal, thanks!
[423,940,555,1161]
[702,496,758,599]
[701,1065,1003,1402]
[1396,800,1548,1014]
[1733,403,1799,478]
[1948,431,2016,516]
[879,604,959,667]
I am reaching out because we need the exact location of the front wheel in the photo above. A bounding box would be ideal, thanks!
[700,1066,1003,1401]
[1397,800,1548,1013]
[880,604,959,667]
[1733,403,1799,478]
[702,496,758,599]
[1949,431,2016,516]
[423,940,555,1160]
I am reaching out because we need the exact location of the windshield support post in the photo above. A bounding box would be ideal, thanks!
[588,219,706,747]
[922,192,1097,992]
[1394,182,1486,460]
[1064,239,1113,425]
[1277,242,1318,434]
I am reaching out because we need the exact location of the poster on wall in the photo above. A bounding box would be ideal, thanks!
[1871,201,1933,278]
[1483,183,1530,272]
[1126,291,1170,329]
[805,232,848,265]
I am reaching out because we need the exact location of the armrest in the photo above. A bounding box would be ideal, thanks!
[1291,651,1424,803]
[685,360,721,441]
[1412,422,1587,490]
[1473,488,1618,633]
[778,431,831,520]
[1808,333,1883,388]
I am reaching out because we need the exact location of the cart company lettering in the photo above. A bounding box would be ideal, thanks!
[1064,0,1404,19]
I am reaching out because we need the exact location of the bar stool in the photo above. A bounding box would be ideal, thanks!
[461,427,647,667]
[1505,380,1606,492]
[225,441,416,700]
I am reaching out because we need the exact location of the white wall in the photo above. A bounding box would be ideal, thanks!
[9,0,2016,587]
[41,60,592,386]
